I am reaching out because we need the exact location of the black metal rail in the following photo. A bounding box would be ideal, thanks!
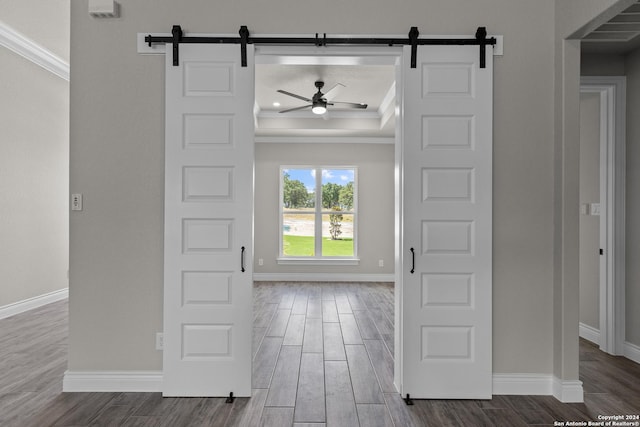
[145,25,497,68]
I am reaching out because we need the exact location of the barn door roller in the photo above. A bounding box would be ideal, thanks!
[146,25,497,69]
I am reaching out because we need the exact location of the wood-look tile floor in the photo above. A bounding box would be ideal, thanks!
[1,281,639,426]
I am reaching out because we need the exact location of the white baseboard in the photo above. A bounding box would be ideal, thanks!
[253,273,395,282]
[0,288,69,320]
[578,324,640,365]
[493,374,583,402]
[552,377,584,403]
[63,371,163,392]
[492,374,553,396]
[62,370,588,398]
[624,341,640,364]
[579,322,600,345]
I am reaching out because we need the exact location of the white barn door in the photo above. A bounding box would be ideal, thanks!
[163,44,254,396]
[402,44,493,399]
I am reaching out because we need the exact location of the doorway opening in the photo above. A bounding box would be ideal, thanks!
[578,77,626,357]
[251,49,401,421]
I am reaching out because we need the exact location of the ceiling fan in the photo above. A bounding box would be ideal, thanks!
[277,81,368,115]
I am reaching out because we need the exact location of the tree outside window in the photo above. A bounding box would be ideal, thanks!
[280,167,356,259]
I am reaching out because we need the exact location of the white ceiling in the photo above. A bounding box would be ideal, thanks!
[254,63,396,138]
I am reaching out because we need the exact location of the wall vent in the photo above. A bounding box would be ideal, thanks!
[88,0,119,18]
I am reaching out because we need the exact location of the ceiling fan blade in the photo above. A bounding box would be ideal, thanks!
[279,104,312,113]
[277,89,312,103]
[330,101,368,109]
[323,83,345,101]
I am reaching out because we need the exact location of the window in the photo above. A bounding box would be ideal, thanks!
[279,167,357,264]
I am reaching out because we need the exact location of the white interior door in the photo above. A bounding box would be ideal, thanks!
[402,44,493,399]
[163,44,254,397]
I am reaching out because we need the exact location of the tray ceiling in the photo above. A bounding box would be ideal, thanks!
[582,1,640,54]
[254,63,396,138]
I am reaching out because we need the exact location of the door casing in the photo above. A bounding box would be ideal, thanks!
[579,76,626,356]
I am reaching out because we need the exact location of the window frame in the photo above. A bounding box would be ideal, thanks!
[278,165,359,265]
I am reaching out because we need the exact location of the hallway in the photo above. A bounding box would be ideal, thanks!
[1,282,639,426]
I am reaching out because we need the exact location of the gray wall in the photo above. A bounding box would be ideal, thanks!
[0,48,69,308]
[581,53,626,76]
[71,0,610,376]
[254,143,395,276]
[625,47,640,347]
[0,0,69,62]
[578,92,600,330]
[0,0,69,309]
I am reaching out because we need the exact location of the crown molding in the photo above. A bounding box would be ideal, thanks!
[0,21,69,81]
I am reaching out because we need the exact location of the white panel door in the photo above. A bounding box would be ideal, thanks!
[164,44,254,396]
[402,44,493,399]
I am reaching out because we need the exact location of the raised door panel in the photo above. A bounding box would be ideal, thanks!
[402,44,492,399]
[164,44,254,397]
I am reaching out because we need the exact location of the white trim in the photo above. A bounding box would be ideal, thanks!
[492,374,553,396]
[253,273,395,282]
[492,373,585,401]
[0,21,69,81]
[0,288,68,320]
[552,377,584,403]
[580,77,626,356]
[63,371,163,392]
[393,48,403,394]
[579,322,601,345]
[624,341,640,365]
[277,258,360,266]
[255,136,395,144]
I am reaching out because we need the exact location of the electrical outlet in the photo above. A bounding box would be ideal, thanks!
[379,259,384,267]
[258,258,264,266]
[156,332,164,350]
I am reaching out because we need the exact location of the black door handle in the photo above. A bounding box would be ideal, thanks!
[241,246,246,272]
[410,247,415,274]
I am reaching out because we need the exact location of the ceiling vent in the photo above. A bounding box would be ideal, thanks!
[88,0,119,18]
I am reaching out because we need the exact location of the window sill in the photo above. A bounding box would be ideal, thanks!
[277,257,360,266]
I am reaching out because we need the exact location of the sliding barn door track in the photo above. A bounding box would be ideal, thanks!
[145,25,497,69]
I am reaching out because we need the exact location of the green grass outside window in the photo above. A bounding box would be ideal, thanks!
[283,235,354,257]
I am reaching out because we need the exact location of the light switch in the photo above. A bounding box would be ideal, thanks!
[580,204,589,215]
[590,203,601,216]
[71,194,83,211]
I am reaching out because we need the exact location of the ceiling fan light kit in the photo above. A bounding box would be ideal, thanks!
[311,102,327,115]
[277,80,368,115]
